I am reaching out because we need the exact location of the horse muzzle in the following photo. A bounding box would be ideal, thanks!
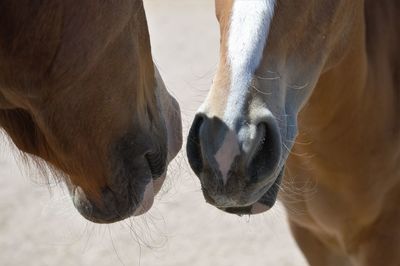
[186,112,283,215]
[70,100,182,224]
[71,172,166,223]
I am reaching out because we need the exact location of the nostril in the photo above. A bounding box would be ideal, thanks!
[186,115,204,175]
[247,122,281,182]
[145,151,167,178]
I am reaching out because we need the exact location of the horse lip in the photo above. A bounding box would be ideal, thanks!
[213,167,284,216]
[133,179,155,216]
[71,186,131,223]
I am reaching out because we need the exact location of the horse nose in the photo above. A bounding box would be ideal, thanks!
[187,114,282,188]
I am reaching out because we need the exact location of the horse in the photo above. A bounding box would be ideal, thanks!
[0,0,182,224]
[187,0,400,264]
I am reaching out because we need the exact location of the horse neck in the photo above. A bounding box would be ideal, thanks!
[294,2,400,174]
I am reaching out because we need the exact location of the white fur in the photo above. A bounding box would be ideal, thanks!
[224,0,276,127]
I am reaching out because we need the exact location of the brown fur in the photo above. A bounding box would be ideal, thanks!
[0,0,181,223]
[203,0,400,265]
[285,1,400,265]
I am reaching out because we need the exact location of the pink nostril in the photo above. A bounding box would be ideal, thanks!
[214,130,240,185]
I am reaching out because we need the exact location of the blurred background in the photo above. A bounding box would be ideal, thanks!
[0,1,307,265]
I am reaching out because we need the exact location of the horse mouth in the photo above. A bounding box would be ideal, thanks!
[132,154,168,216]
[67,149,169,223]
[215,168,284,216]
[132,174,165,216]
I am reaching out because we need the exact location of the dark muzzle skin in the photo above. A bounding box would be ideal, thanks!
[187,114,284,215]
[69,129,168,223]
[71,89,182,224]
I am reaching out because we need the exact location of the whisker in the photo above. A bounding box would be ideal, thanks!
[285,138,313,146]
[250,84,272,95]
[108,226,126,266]
[288,83,309,90]
[282,143,315,158]
[255,75,281,81]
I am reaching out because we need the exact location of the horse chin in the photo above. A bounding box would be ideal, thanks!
[70,186,133,224]
[70,181,156,223]
[216,168,284,216]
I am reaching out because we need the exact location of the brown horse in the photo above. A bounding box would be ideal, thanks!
[187,0,400,265]
[0,0,182,223]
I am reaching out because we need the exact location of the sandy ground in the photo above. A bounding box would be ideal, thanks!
[0,1,308,266]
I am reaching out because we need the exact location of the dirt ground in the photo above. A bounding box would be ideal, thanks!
[0,1,308,265]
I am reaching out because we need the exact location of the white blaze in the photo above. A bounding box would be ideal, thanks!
[225,0,276,126]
